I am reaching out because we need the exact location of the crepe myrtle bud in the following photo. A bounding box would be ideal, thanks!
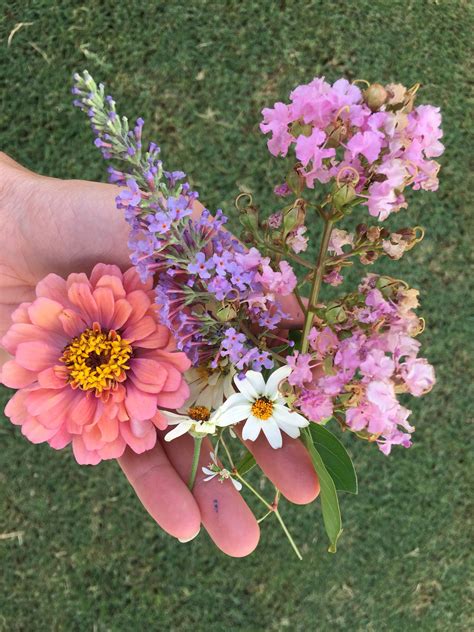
[325,122,349,148]
[290,120,313,138]
[363,83,388,111]
[356,223,368,237]
[375,276,399,298]
[216,303,238,322]
[360,250,379,265]
[366,226,382,242]
[286,164,305,196]
[325,301,347,325]
[283,200,306,233]
[332,183,357,210]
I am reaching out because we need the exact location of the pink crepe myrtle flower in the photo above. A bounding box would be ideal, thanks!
[256,261,297,295]
[0,264,191,465]
[400,357,436,396]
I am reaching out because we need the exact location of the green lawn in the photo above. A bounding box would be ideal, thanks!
[0,1,473,630]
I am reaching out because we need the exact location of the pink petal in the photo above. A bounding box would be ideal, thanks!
[120,419,156,454]
[66,273,91,289]
[122,316,157,343]
[93,287,116,329]
[133,326,171,349]
[95,275,126,299]
[16,341,60,372]
[10,302,31,324]
[97,416,119,443]
[123,267,153,293]
[70,393,98,425]
[125,382,158,420]
[22,418,57,443]
[151,410,168,430]
[48,426,72,450]
[155,381,190,408]
[36,274,70,305]
[97,435,127,460]
[72,436,102,465]
[81,424,106,451]
[110,299,133,330]
[130,358,168,389]
[4,390,29,424]
[37,367,67,389]
[0,361,36,388]
[59,309,87,338]
[26,388,70,416]
[27,298,66,335]
[159,362,183,392]
[2,323,64,355]
[123,290,151,325]
[90,264,123,287]
[68,283,100,324]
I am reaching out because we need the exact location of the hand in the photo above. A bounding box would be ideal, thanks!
[0,153,319,556]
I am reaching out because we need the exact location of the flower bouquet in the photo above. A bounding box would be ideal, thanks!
[1,71,442,557]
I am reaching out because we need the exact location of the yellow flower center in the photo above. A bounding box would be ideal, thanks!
[61,324,132,395]
[251,397,274,420]
[187,406,211,422]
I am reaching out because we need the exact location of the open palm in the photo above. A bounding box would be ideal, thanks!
[0,153,319,556]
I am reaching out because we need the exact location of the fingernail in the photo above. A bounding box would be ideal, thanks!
[178,529,200,543]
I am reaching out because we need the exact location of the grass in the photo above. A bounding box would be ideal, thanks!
[0,1,473,629]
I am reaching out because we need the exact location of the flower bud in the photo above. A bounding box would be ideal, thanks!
[356,223,368,237]
[363,83,388,111]
[325,123,348,148]
[360,250,378,265]
[290,120,313,138]
[286,165,305,196]
[283,201,305,234]
[366,226,382,242]
[215,304,238,322]
[325,301,347,325]
[332,183,357,210]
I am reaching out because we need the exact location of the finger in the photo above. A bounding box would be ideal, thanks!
[160,433,260,557]
[118,443,201,541]
[235,427,319,505]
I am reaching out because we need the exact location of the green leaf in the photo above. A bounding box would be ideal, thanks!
[236,449,256,476]
[302,428,343,553]
[309,424,358,494]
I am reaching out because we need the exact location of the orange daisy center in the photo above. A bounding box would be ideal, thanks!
[251,397,274,420]
[187,406,211,422]
[61,323,132,394]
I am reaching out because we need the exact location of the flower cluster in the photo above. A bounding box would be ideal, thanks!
[73,71,297,374]
[261,78,444,220]
[288,275,435,454]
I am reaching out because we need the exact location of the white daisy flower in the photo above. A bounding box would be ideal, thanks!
[201,452,242,491]
[218,365,309,449]
[163,405,233,442]
[185,366,236,410]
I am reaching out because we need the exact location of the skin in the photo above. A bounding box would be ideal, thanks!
[0,152,319,557]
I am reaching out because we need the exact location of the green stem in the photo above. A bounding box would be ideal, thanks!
[188,437,203,490]
[301,218,335,353]
[235,473,303,560]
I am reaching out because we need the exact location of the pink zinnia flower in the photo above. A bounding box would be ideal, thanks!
[0,264,191,465]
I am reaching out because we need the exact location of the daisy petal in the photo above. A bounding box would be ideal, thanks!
[234,374,259,400]
[217,404,251,426]
[164,422,192,442]
[244,371,266,394]
[273,404,309,428]
[242,416,262,442]
[265,365,292,397]
[261,418,283,449]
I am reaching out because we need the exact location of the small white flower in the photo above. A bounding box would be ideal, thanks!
[185,366,236,410]
[163,405,233,442]
[218,365,309,449]
[201,452,242,491]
